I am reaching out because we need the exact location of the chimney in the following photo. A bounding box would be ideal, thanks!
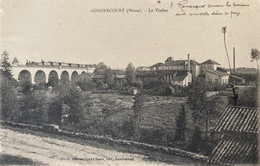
[233,47,235,73]
[188,54,191,72]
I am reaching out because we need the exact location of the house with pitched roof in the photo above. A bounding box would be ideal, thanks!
[199,59,229,84]
[209,107,259,164]
[171,72,192,87]
[200,59,221,74]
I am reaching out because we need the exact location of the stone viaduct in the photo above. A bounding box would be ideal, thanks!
[11,58,96,85]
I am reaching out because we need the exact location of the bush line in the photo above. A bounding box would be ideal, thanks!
[2,121,209,162]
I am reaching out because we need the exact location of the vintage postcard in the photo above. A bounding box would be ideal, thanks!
[0,0,259,165]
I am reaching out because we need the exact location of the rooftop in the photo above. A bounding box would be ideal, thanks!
[209,107,259,164]
[171,74,188,82]
[206,69,229,76]
[12,57,19,64]
[201,59,220,65]
[209,134,258,164]
[150,62,164,68]
[214,107,259,133]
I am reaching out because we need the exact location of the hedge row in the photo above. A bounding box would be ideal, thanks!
[2,121,209,163]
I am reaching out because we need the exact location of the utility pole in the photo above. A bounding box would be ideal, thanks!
[222,27,232,74]
[233,47,236,73]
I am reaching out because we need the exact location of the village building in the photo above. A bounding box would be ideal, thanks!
[216,67,230,74]
[136,71,160,83]
[200,59,220,74]
[78,72,92,82]
[136,70,192,87]
[136,66,151,72]
[196,59,229,85]
[158,60,187,70]
[150,62,164,71]
[170,72,192,87]
[92,69,126,85]
[205,69,229,84]
[138,56,228,86]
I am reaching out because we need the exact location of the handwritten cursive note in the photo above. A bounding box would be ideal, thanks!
[174,0,250,18]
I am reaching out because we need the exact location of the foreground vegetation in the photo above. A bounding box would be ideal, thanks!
[1,51,258,156]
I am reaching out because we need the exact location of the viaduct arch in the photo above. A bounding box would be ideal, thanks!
[13,65,94,85]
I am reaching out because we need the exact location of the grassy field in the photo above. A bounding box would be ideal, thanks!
[86,93,229,139]
[87,93,192,133]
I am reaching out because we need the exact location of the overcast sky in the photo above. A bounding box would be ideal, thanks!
[1,0,260,69]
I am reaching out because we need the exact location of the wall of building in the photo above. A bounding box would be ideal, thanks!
[221,75,229,84]
[191,65,200,79]
[164,73,177,82]
[172,80,184,86]
[206,72,219,84]
[158,66,185,70]
[187,72,192,83]
[205,72,228,84]
[200,64,217,74]
[171,76,190,87]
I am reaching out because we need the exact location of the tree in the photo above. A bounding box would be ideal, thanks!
[77,80,96,91]
[94,62,108,72]
[229,87,258,108]
[0,52,18,121]
[0,74,19,121]
[250,48,259,108]
[47,92,62,124]
[1,50,13,80]
[188,81,225,137]
[195,96,224,137]
[132,93,144,141]
[125,63,136,85]
[188,125,203,153]
[18,89,47,125]
[104,68,114,88]
[131,80,143,89]
[58,86,92,127]
[188,80,207,110]
[96,80,105,89]
[174,105,187,143]
[251,48,259,70]
[143,80,170,95]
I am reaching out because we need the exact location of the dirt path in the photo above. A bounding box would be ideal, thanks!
[0,127,178,166]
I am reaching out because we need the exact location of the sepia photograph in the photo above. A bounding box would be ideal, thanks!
[0,0,260,165]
